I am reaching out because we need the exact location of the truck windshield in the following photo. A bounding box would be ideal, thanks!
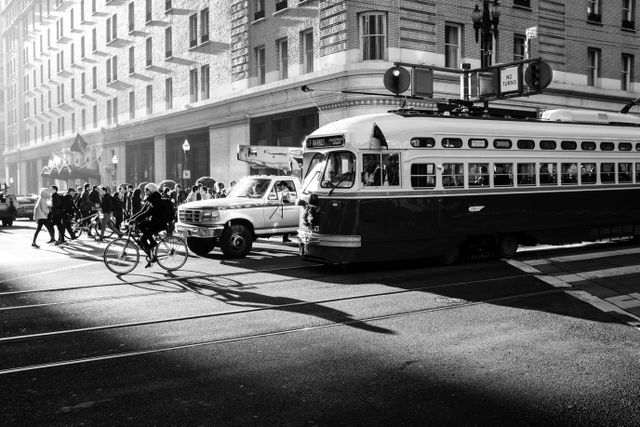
[228,178,271,198]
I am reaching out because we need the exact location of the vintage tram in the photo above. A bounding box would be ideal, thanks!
[296,108,640,264]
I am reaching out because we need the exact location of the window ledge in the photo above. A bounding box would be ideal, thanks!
[273,8,290,17]
[512,5,531,11]
[621,27,636,33]
[252,17,265,24]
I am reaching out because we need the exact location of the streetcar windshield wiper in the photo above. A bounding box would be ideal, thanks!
[328,170,354,196]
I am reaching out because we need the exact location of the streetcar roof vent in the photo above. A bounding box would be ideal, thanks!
[541,109,640,126]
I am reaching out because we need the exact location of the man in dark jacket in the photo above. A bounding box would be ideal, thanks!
[78,183,94,236]
[96,186,123,242]
[60,188,77,242]
[130,183,170,267]
[50,185,65,245]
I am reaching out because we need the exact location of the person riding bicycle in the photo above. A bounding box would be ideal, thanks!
[129,183,174,267]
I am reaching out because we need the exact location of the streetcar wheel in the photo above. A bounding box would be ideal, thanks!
[103,239,140,274]
[220,224,252,258]
[186,237,216,256]
[497,234,519,258]
[155,235,189,271]
[439,245,460,265]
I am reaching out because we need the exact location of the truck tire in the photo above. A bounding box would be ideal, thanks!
[187,237,216,257]
[220,224,252,258]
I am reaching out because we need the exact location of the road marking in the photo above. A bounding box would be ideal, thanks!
[526,247,640,265]
[556,265,640,283]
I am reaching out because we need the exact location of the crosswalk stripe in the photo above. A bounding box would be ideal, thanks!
[556,265,640,283]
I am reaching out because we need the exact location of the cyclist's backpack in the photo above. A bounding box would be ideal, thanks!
[157,197,176,223]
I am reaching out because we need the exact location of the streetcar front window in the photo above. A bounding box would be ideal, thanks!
[321,151,355,189]
[302,153,326,194]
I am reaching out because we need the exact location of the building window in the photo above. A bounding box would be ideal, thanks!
[254,0,265,20]
[80,0,85,22]
[201,65,210,100]
[92,28,97,52]
[128,2,135,32]
[106,14,117,43]
[82,109,86,129]
[106,58,112,83]
[360,12,386,60]
[587,48,600,87]
[146,85,153,114]
[301,30,314,73]
[92,0,96,15]
[92,66,97,89]
[145,0,152,22]
[93,104,97,128]
[587,0,602,22]
[81,72,86,94]
[277,38,288,79]
[276,0,288,12]
[622,54,634,91]
[113,98,118,124]
[146,38,153,67]
[623,0,635,29]
[71,78,75,99]
[514,34,525,62]
[256,46,265,85]
[129,91,135,119]
[70,43,75,65]
[112,55,118,81]
[129,46,135,74]
[444,23,462,68]
[107,99,112,125]
[81,36,86,58]
[200,8,209,43]
[165,27,172,58]
[513,0,530,7]
[165,78,173,109]
[189,14,198,47]
[190,69,198,102]
[166,1,172,12]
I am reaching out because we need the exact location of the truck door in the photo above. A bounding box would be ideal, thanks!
[268,180,299,229]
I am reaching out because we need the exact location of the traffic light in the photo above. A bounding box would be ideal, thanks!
[383,66,410,96]
[524,60,552,92]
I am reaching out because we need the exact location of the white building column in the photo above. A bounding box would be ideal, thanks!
[209,117,250,184]
[153,134,166,182]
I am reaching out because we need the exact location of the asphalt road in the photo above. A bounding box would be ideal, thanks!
[1,219,639,426]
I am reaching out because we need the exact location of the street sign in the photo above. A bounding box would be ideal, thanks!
[500,66,521,94]
[183,170,191,179]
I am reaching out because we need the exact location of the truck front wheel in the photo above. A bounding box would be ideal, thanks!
[187,237,216,257]
[220,224,252,258]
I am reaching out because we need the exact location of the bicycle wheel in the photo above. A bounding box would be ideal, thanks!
[103,238,140,274]
[94,220,115,238]
[155,235,188,271]
[70,222,84,239]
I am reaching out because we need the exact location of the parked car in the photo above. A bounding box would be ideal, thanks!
[16,195,37,220]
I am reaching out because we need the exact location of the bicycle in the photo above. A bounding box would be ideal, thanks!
[102,221,188,274]
[65,210,116,239]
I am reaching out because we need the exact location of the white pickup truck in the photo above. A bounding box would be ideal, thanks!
[176,175,301,258]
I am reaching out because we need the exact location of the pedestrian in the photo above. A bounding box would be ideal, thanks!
[186,185,199,202]
[60,187,77,241]
[131,188,142,216]
[31,188,56,248]
[214,182,225,198]
[200,186,211,200]
[89,185,101,209]
[96,185,123,242]
[78,183,95,236]
[113,186,125,230]
[49,185,65,245]
[175,184,186,205]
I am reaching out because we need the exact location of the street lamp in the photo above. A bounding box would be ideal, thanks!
[111,154,118,185]
[182,139,190,188]
[472,0,501,69]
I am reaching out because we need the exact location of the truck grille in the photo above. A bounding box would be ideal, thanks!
[179,209,203,223]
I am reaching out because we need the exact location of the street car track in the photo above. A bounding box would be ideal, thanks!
[0,272,559,375]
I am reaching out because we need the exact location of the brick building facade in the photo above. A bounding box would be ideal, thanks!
[2,0,640,194]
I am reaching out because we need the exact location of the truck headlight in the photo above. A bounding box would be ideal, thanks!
[201,209,220,220]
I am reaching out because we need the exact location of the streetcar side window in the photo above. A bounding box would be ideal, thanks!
[410,163,436,188]
[619,142,632,151]
[636,143,640,151]
[517,163,536,185]
[618,163,633,183]
[540,140,557,150]
[442,137,463,148]
[493,139,512,149]
[560,163,578,185]
[636,163,640,182]
[361,153,399,187]
[561,140,577,150]
[600,142,615,151]
[468,138,488,148]
[581,141,596,151]
[601,162,615,183]
[410,137,435,148]
[517,139,535,149]
[540,163,557,185]
[581,163,597,184]
[442,163,464,188]
[468,163,489,187]
[493,163,513,186]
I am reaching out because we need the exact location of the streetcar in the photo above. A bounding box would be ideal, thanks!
[296,107,640,264]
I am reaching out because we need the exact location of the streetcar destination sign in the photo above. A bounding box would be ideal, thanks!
[500,66,520,94]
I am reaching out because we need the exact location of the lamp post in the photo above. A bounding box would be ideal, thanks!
[111,154,118,187]
[472,0,501,69]
[182,139,190,189]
